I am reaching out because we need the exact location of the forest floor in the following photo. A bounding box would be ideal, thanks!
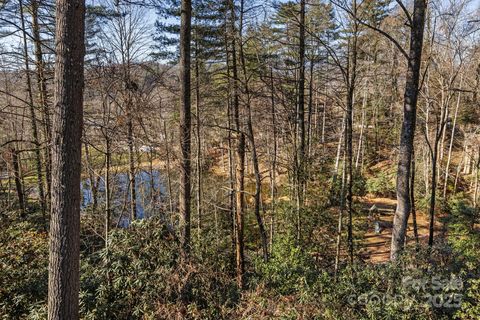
[358,197,440,263]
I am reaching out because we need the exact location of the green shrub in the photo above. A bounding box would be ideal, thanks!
[0,215,48,319]
[366,171,395,197]
[3,193,480,320]
[256,234,316,295]
[442,195,480,273]
[456,278,480,319]
[329,171,367,205]
[353,172,367,197]
[318,257,464,320]
[79,218,239,319]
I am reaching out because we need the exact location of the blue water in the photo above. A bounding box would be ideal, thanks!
[81,170,166,226]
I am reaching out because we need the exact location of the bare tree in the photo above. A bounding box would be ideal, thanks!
[179,0,192,256]
[390,0,427,260]
[295,0,306,242]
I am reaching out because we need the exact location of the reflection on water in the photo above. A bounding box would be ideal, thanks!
[81,170,166,227]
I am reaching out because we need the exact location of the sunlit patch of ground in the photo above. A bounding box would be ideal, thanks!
[358,197,441,263]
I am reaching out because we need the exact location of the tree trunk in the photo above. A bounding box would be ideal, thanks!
[19,0,46,220]
[103,136,112,316]
[194,41,202,239]
[428,137,439,247]
[48,0,85,318]
[307,59,314,165]
[83,139,98,213]
[105,137,111,249]
[423,145,430,194]
[10,147,25,216]
[410,149,419,245]
[426,79,449,248]
[227,98,236,262]
[238,0,268,262]
[31,0,52,207]
[333,114,346,177]
[355,90,367,169]
[269,67,277,254]
[443,77,462,198]
[334,149,346,278]
[295,0,306,243]
[390,0,427,260]
[224,29,236,263]
[453,142,466,194]
[148,147,156,217]
[246,105,268,262]
[179,0,192,256]
[127,115,137,221]
[331,113,346,205]
[322,86,327,145]
[473,147,479,210]
[163,120,174,214]
[346,7,358,264]
[228,0,245,288]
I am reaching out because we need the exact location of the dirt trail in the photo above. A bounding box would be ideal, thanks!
[358,197,435,263]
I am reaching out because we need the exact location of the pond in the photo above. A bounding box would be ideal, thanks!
[81,170,167,227]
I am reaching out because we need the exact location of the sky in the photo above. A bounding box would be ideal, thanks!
[1,0,479,69]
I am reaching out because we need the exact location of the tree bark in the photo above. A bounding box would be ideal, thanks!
[228,0,245,288]
[321,86,327,145]
[410,149,419,245]
[238,0,268,262]
[179,0,192,256]
[194,40,202,239]
[391,0,426,260]
[269,67,277,255]
[443,77,462,198]
[105,137,111,249]
[307,59,314,167]
[127,115,137,221]
[473,147,479,210]
[31,0,52,207]
[10,147,25,216]
[83,138,98,213]
[163,120,174,214]
[346,5,358,265]
[355,90,366,169]
[425,78,449,248]
[19,0,46,220]
[48,0,85,318]
[224,28,236,263]
[428,142,438,247]
[295,0,306,243]
[334,149,346,278]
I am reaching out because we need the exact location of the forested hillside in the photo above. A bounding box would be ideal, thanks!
[1,0,479,319]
